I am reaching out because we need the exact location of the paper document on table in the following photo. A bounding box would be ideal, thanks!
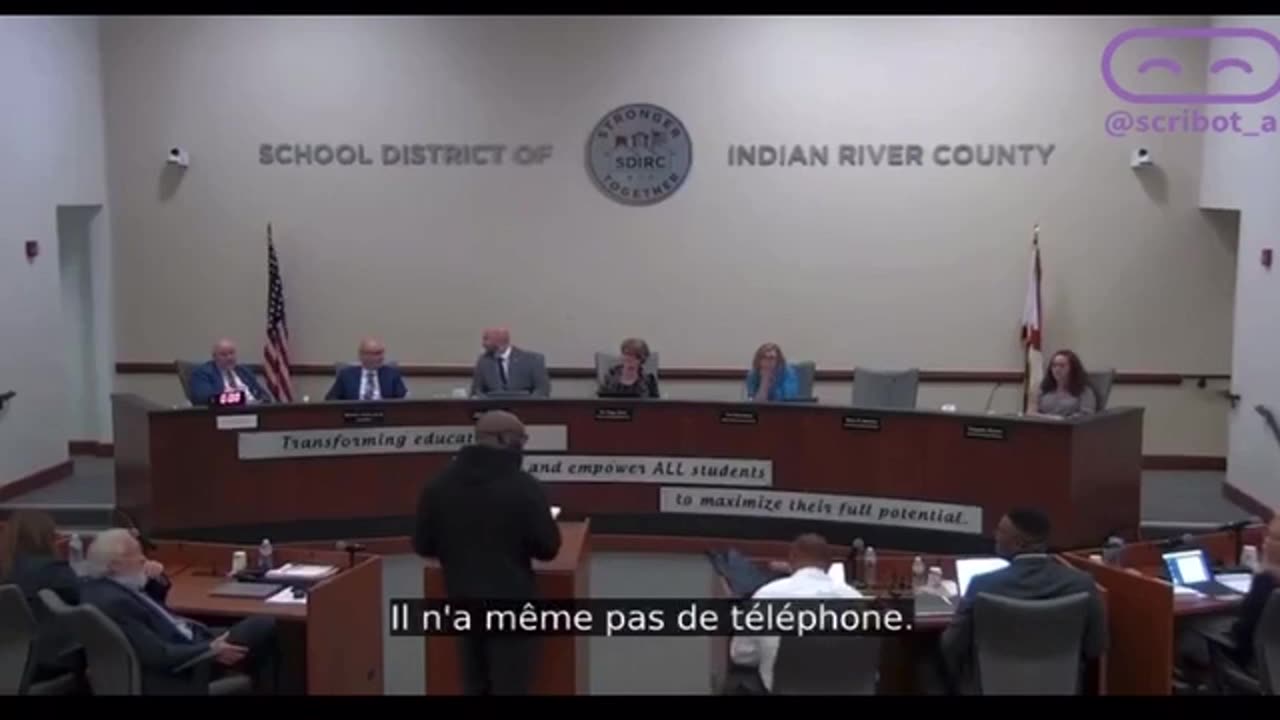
[265,563,337,581]
[1173,585,1204,597]
[1216,573,1253,594]
[265,588,307,605]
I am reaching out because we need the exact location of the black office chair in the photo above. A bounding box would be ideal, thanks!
[770,634,881,694]
[1200,589,1280,695]
[37,589,250,695]
[972,592,1090,694]
[0,585,79,695]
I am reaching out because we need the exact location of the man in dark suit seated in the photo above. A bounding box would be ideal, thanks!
[188,338,273,406]
[937,508,1106,694]
[78,529,279,695]
[325,337,409,401]
[469,327,551,398]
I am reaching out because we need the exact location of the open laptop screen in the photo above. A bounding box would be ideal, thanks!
[1163,549,1212,585]
[955,557,1010,596]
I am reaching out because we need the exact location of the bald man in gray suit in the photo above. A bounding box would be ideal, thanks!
[470,327,551,398]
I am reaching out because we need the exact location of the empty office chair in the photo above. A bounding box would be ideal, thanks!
[37,590,250,696]
[174,360,198,404]
[851,368,920,409]
[1087,369,1116,411]
[770,634,881,695]
[973,592,1090,695]
[0,585,78,695]
[593,351,660,386]
[792,361,817,400]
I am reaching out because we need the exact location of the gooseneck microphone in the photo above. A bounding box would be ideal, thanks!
[336,540,366,568]
[848,538,865,583]
[1159,533,1195,551]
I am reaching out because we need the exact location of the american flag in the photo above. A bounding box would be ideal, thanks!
[1021,225,1043,413]
[263,224,294,402]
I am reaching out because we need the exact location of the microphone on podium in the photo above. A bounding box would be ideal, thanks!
[336,540,366,569]
[1159,533,1195,551]
[848,538,865,582]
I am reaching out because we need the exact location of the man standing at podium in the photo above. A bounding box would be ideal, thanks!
[412,410,562,695]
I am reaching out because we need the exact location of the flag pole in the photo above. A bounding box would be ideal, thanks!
[1022,223,1042,414]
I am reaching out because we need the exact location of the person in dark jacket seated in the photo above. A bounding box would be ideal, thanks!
[938,508,1106,694]
[1230,514,1280,668]
[188,338,273,406]
[598,338,660,398]
[413,410,562,695]
[0,509,84,686]
[78,529,279,695]
[325,337,409,401]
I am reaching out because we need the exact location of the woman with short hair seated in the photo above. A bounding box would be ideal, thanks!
[1031,349,1097,418]
[599,338,660,398]
[0,509,84,687]
[744,343,801,402]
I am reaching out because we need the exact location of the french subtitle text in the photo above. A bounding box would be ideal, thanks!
[388,598,914,637]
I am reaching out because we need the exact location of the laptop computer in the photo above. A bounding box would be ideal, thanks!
[209,581,284,599]
[1162,548,1241,597]
[955,557,1010,597]
[914,593,955,616]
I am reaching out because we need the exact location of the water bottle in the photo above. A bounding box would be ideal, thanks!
[864,546,877,587]
[258,539,274,571]
[68,533,84,564]
[911,555,926,589]
[1102,536,1125,566]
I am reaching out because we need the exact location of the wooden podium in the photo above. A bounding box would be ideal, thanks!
[422,520,591,695]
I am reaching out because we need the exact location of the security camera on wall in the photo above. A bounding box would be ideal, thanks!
[167,147,190,168]
[1130,147,1153,169]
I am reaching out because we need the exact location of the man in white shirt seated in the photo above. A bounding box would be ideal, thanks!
[725,533,861,694]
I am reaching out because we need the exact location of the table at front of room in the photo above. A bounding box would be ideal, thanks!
[144,540,384,695]
[707,547,1109,695]
[1063,527,1265,695]
[112,395,1143,549]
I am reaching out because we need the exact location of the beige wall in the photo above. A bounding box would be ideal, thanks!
[1200,16,1280,505]
[102,16,1235,457]
[0,17,111,486]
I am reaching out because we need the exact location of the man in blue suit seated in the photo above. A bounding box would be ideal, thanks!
[79,529,279,695]
[188,339,273,406]
[325,337,409,401]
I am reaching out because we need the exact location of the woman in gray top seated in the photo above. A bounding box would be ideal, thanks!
[1032,349,1097,417]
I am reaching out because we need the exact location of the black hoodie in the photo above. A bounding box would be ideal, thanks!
[413,444,562,599]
